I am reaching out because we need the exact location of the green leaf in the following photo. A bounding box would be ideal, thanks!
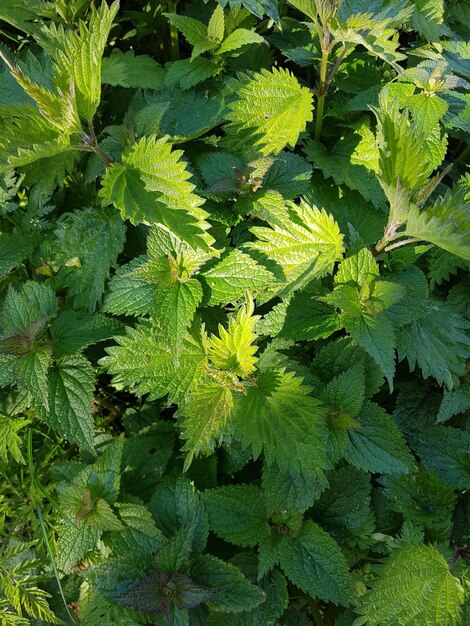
[101,322,207,403]
[156,279,203,355]
[103,257,156,316]
[49,0,119,120]
[437,386,470,423]
[396,301,470,389]
[101,50,165,89]
[14,347,51,409]
[50,312,124,357]
[0,232,36,279]
[335,248,379,287]
[278,520,353,606]
[0,281,57,337]
[404,202,470,261]
[204,485,270,547]
[164,57,220,90]
[57,519,100,573]
[313,466,374,546]
[246,199,344,300]
[262,151,312,200]
[208,298,259,378]
[355,543,464,626]
[54,207,126,314]
[217,29,266,55]
[321,365,365,419]
[411,0,445,41]
[344,313,396,388]
[100,135,213,251]
[35,355,95,452]
[262,464,326,514]
[408,425,470,489]
[344,401,413,475]
[0,415,30,464]
[207,5,225,45]
[258,294,340,341]
[165,13,210,59]
[202,249,276,305]
[192,554,265,613]
[233,369,329,475]
[225,67,313,156]
[177,376,234,468]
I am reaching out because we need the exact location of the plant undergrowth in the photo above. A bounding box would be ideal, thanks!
[0,0,469,624]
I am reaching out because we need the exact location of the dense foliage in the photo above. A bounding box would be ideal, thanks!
[0,0,469,624]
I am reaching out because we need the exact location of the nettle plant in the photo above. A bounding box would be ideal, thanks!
[0,0,469,624]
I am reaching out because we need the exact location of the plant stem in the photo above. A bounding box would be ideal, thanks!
[167,2,180,61]
[383,237,422,252]
[314,38,330,142]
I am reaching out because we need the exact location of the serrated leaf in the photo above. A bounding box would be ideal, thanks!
[262,464,326,514]
[35,355,95,452]
[156,279,203,356]
[204,485,270,547]
[258,294,340,340]
[101,322,207,403]
[54,207,126,314]
[208,298,259,378]
[278,520,353,606]
[437,386,470,423]
[100,135,213,251]
[14,347,51,409]
[192,554,265,613]
[49,0,119,120]
[344,313,396,388]
[103,256,156,316]
[225,67,313,156]
[233,369,329,475]
[0,281,57,337]
[321,365,365,419]
[57,519,100,573]
[177,376,234,468]
[408,425,470,489]
[355,543,464,626]
[202,249,276,305]
[245,199,344,301]
[313,466,374,546]
[101,50,165,89]
[396,301,470,389]
[50,312,124,357]
[217,29,266,55]
[344,401,413,475]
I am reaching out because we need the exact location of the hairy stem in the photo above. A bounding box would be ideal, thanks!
[383,237,422,252]
[314,37,330,142]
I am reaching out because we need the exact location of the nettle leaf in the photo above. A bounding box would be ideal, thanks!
[191,554,265,613]
[35,355,95,452]
[312,466,374,546]
[278,520,353,606]
[155,279,203,356]
[258,293,340,341]
[0,281,57,337]
[100,135,213,251]
[344,401,413,475]
[245,199,344,301]
[262,463,326,514]
[54,207,126,314]
[101,50,165,90]
[404,175,470,261]
[396,300,470,389]
[321,365,365,419]
[224,67,313,156]
[232,368,329,475]
[101,322,207,403]
[201,249,276,305]
[408,425,470,490]
[208,298,259,378]
[177,375,234,468]
[14,346,51,409]
[355,543,464,626]
[50,311,124,358]
[42,0,119,120]
[103,256,156,316]
[203,485,270,547]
